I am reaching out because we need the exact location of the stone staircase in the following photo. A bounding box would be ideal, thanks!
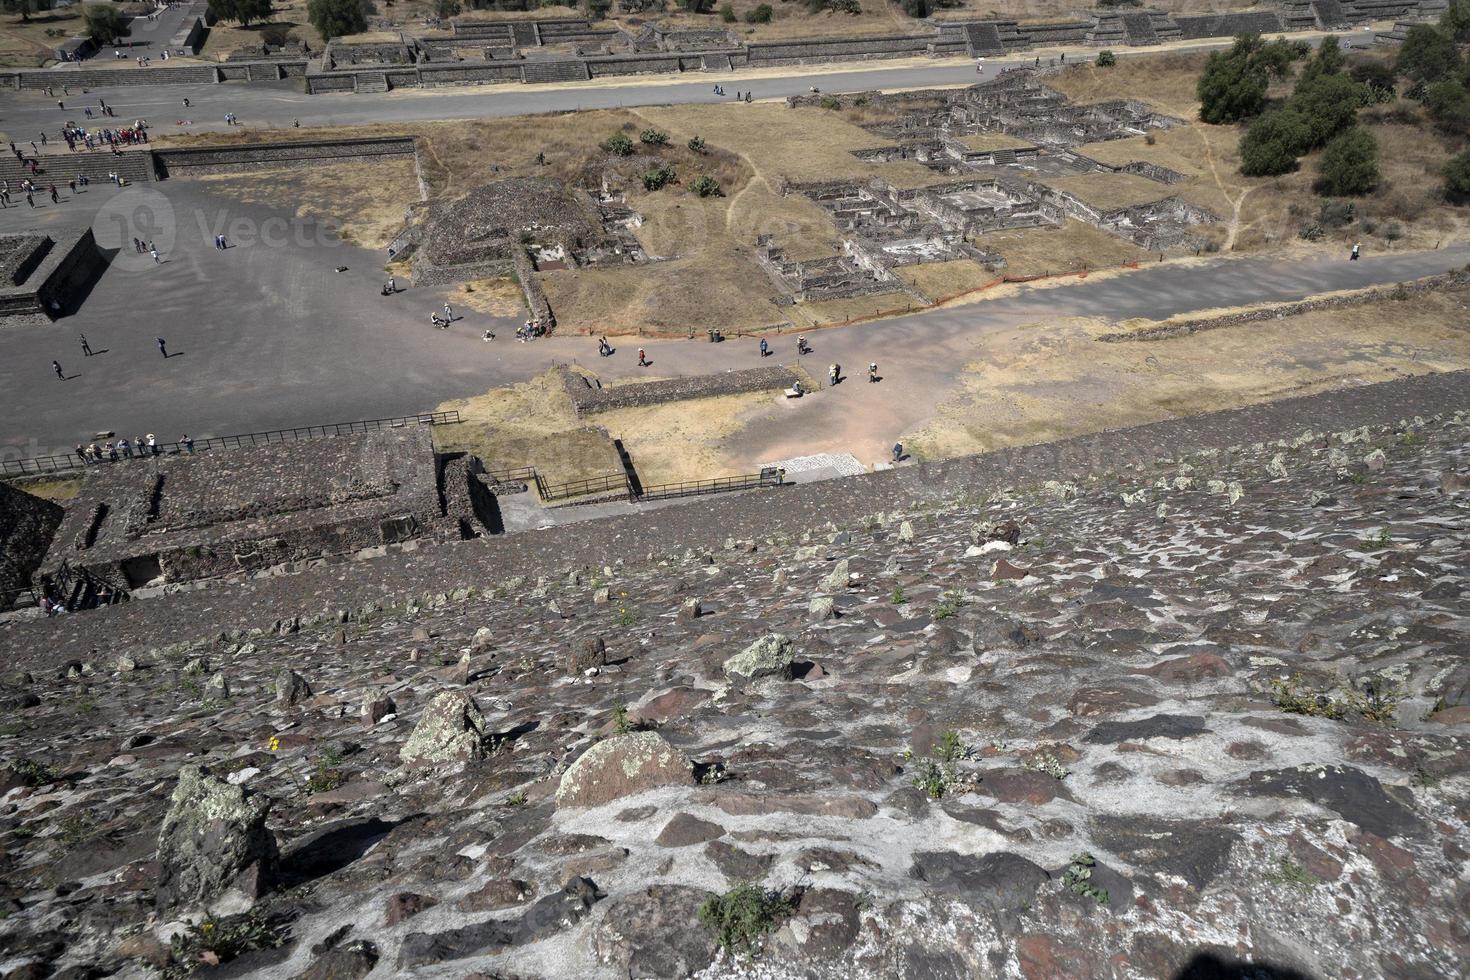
[519,59,590,83]
[1120,12,1160,44]
[354,71,389,92]
[0,150,154,185]
[701,52,732,70]
[964,22,1007,57]
[1311,0,1351,26]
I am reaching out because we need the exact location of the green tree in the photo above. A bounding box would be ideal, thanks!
[83,4,127,44]
[1395,24,1461,84]
[306,0,369,40]
[0,0,56,23]
[744,3,772,22]
[1096,50,1116,67]
[1297,35,1344,83]
[210,0,273,26]
[435,0,461,17]
[1441,0,1470,42]
[1197,34,1301,123]
[1291,73,1368,147]
[1315,127,1380,196]
[690,175,722,197]
[1239,108,1312,175]
[901,0,931,17]
[718,2,734,21]
[678,0,715,11]
[603,132,634,156]
[1442,147,1470,202]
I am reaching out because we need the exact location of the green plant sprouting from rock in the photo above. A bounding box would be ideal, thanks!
[1062,852,1109,905]
[698,882,793,955]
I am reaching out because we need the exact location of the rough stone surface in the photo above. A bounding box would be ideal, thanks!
[398,690,487,765]
[155,765,277,910]
[723,632,797,682]
[556,732,693,808]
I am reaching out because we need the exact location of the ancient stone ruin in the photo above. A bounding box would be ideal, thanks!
[35,428,495,597]
[0,231,106,323]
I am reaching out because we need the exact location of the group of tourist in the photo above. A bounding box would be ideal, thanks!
[59,123,149,151]
[515,319,548,342]
[73,433,195,465]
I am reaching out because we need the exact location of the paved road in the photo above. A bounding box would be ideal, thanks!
[1,30,1360,138]
[0,172,1463,465]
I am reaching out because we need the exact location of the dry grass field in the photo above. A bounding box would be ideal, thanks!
[432,370,624,486]
[905,288,1470,460]
[1046,53,1470,254]
[190,159,418,250]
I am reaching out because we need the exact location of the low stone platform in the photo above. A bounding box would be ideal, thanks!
[0,230,105,323]
[35,428,481,594]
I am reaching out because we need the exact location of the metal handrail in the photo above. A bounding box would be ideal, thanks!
[538,472,632,502]
[0,410,461,477]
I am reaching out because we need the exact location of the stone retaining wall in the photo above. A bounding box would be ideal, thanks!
[1097,271,1470,342]
[513,248,554,327]
[153,137,417,177]
[561,365,798,416]
[746,34,933,65]
[0,230,104,323]
[0,482,62,608]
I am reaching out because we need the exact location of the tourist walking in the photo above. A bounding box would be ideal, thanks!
[181,434,194,453]
[638,347,648,367]
[150,246,160,263]
[759,338,768,358]
[156,336,168,357]
[828,363,840,386]
[52,360,64,381]
[443,302,453,322]
[79,334,92,356]
[1350,242,1361,261]
[868,362,878,383]
[892,441,903,463]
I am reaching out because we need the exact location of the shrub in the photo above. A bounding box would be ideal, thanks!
[718,2,734,21]
[603,132,635,156]
[1318,200,1356,228]
[164,910,288,980]
[1095,50,1116,67]
[1291,73,1370,147]
[1350,60,1398,102]
[1239,108,1312,175]
[1443,147,1470,202]
[690,174,721,197]
[744,2,772,22]
[687,134,706,153]
[900,0,930,16]
[1395,23,1461,84]
[1423,80,1470,134]
[830,0,861,11]
[639,128,669,146]
[698,884,793,955]
[642,164,677,191]
[1315,127,1380,196]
